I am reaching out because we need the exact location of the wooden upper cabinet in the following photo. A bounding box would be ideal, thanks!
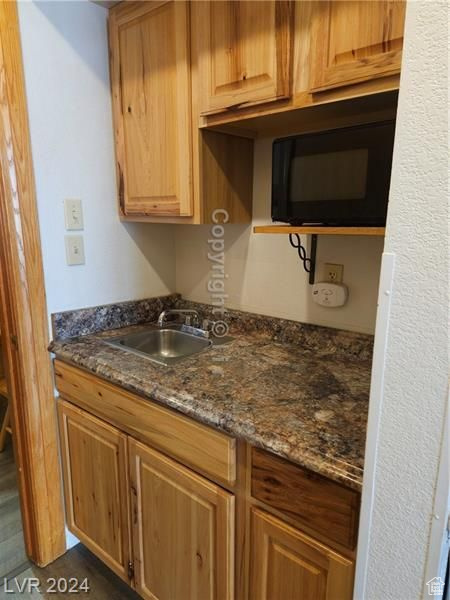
[250,509,354,600]
[109,1,193,217]
[197,1,294,115]
[310,0,406,92]
[57,400,131,583]
[129,438,234,600]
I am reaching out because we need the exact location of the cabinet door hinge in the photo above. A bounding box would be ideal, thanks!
[127,560,134,582]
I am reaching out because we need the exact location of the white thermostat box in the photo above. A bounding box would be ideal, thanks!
[312,282,348,307]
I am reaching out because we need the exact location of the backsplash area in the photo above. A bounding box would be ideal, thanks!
[52,294,179,340]
[175,137,384,335]
[52,294,373,363]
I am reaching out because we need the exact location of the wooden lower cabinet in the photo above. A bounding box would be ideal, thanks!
[58,399,234,599]
[249,509,354,600]
[128,438,234,600]
[57,389,357,600]
[57,400,131,583]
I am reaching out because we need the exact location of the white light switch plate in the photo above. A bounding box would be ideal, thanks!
[65,235,85,265]
[64,198,83,230]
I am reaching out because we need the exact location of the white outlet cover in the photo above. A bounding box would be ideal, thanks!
[311,282,348,307]
[65,235,85,266]
[64,198,84,230]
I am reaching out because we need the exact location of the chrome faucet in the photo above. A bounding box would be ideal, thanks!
[157,309,200,328]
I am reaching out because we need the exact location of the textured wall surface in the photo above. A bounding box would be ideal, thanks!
[362,2,448,599]
[176,137,384,334]
[18,1,176,318]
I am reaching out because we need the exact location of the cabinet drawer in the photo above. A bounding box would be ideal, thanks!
[54,360,236,487]
[251,447,360,549]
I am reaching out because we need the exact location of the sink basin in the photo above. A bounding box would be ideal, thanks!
[105,327,212,366]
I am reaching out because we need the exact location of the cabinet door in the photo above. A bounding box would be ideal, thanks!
[311,1,406,92]
[109,1,193,217]
[250,509,354,600]
[197,1,293,116]
[129,438,234,600]
[57,400,131,583]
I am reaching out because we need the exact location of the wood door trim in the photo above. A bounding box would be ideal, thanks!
[0,1,65,566]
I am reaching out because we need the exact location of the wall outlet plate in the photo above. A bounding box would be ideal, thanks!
[324,263,344,283]
[65,235,85,265]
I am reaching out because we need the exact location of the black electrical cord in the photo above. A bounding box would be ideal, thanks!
[289,233,312,274]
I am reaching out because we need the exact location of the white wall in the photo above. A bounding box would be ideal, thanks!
[176,137,384,334]
[19,1,384,335]
[18,1,176,319]
[357,2,449,598]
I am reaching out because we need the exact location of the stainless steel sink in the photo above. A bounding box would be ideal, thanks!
[105,326,213,366]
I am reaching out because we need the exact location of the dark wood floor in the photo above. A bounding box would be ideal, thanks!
[2,544,141,598]
[0,419,27,579]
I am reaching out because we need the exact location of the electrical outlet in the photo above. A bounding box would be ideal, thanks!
[65,235,85,265]
[324,263,344,283]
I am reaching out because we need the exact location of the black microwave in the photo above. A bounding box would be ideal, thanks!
[271,120,395,226]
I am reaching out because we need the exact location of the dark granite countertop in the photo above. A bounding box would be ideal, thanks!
[50,303,372,491]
